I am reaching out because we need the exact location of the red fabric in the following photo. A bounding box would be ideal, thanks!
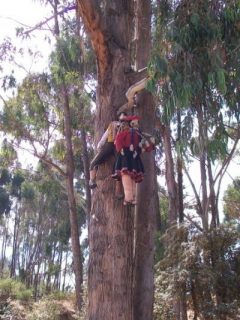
[145,144,155,152]
[125,115,140,121]
[115,129,141,153]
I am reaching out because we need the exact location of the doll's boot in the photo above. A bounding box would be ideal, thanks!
[89,169,97,189]
[121,174,134,205]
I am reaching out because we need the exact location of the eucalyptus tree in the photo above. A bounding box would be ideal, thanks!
[149,1,240,318]
[76,1,160,319]
[149,0,240,229]
[133,2,158,319]
[223,177,240,221]
[0,168,12,275]
[0,57,89,309]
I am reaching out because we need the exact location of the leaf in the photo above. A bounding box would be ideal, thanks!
[216,68,227,94]
[155,55,168,77]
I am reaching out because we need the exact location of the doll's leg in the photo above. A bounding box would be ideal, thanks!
[121,174,134,204]
[89,142,114,189]
[131,180,137,205]
[89,168,98,189]
[115,180,124,199]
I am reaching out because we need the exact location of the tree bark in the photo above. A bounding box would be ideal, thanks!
[133,2,157,319]
[62,85,83,310]
[197,106,208,230]
[51,0,83,309]
[80,127,91,215]
[77,1,136,319]
[157,122,178,223]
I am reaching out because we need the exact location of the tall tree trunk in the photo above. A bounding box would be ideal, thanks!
[1,223,8,275]
[75,15,91,216]
[62,249,69,292]
[62,85,83,310]
[207,156,219,227]
[176,110,188,320]
[79,127,91,215]
[10,204,20,278]
[197,106,208,230]
[133,1,157,316]
[158,122,178,223]
[77,1,137,319]
[52,0,83,309]
[177,110,184,223]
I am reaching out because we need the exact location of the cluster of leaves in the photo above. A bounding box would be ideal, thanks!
[224,177,240,221]
[149,0,240,164]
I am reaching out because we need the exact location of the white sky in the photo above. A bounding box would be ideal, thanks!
[0,0,53,78]
[0,0,54,167]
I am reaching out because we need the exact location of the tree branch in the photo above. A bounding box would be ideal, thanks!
[183,214,203,232]
[21,5,76,36]
[183,163,203,217]
[77,0,110,80]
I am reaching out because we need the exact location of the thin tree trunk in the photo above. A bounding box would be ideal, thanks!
[158,123,178,223]
[62,84,83,310]
[79,127,91,215]
[52,0,83,309]
[207,156,219,227]
[75,15,91,216]
[1,223,8,275]
[62,249,69,292]
[197,106,208,230]
[11,204,20,278]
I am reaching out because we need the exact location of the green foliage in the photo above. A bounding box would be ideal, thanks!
[0,278,14,296]
[50,35,82,84]
[49,290,69,301]
[148,0,240,168]
[154,224,240,319]
[21,181,35,200]
[223,178,240,220]
[26,296,79,320]
[0,187,11,216]
[0,278,33,302]
[0,139,17,167]
[1,74,53,142]
[26,299,61,320]
[0,169,11,185]
[11,170,25,198]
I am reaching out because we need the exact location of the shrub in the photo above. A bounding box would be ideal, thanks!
[0,278,15,296]
[26,300,60,320]
[15,289,33,302]
[0,278,33,302]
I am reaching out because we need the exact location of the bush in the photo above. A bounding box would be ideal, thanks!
[0,278,15,296]
[0,278,33,302]
[49,290,69,301]
[15,289,33,302]
[26,300,60,320]
[154,224,240,320]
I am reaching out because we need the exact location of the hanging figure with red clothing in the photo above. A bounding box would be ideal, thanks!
[112,115,155,205]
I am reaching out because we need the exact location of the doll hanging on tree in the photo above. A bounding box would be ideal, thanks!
[112,115,155,205]
[89,111,127,198]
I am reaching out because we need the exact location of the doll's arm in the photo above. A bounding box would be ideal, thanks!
[97,129,109,149]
